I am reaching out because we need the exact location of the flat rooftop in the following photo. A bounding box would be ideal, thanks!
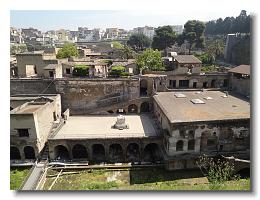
[12,103,44,114]
[51,115,157,140]
[153,91,250,123]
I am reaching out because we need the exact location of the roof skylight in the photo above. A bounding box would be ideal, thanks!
[174,93,186,98]
[190,99,205,104]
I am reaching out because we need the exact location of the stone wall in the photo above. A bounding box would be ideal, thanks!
[10,78,140,115]
[10,78,56,95]
[229,74,250,96]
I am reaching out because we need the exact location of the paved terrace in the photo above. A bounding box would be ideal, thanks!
[50,115,157,139]
[153,90,250,123]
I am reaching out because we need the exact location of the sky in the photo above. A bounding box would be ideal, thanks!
[10,9,253,32]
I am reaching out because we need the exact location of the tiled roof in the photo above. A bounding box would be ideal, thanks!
[173,55,202,64]
[229,65,250,75]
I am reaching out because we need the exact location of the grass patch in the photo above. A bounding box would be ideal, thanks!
[10,167,30,190]
[42,168,250,191]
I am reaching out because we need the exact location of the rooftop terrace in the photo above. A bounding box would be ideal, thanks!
[50,115,157,140]
[153,90,250,123]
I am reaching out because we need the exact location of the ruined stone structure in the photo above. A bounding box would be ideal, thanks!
[153,91,250,170]
[10,63,251,171]
[229,65,250,97]
[10,95,61,161]
[48,115,163,163]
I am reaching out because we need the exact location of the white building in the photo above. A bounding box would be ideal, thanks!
[133,26,155,39]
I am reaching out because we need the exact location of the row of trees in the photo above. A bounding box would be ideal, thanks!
[127,21,206,54]
[205,10,250,35]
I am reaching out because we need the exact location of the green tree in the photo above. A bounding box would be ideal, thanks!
[10,44,27,55]
[127,34,151,51]
[152,26,177,50]
[109,66,129,77]
[205,10,250,35]
[182,20,205,54]
[111,41,124,49]
[135,48,164,72]
[122,45,135,59]
[57,43,79,58]
[72,65,89,76]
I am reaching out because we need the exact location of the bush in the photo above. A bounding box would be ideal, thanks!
[72,65,89,76]
[109,66,126,77]
[195,53,215,65]
[196,154,239,185]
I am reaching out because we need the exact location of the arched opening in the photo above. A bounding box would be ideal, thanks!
[109,144,123,163]
[128,104,138,114]
[211,80,216,88]
[92,144,105,162]
[235,168,250,179]
[107,110,114,114]
[10,146,21,160]
[24,146,36,159]
[207,139,217,150]
[176,140,184,151]
[10,107,14,111]
[54,145,70,160]
[188,139,195,150]
[203,82,208,88]
[140,79,148,96]
[140,102,150,113]
[188,130,194,139]
[143,143,161,162]
[72,144,88,159]
[126,143,140,162]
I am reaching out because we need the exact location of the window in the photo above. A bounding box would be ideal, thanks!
[188,130,194,138]
[203,82,208,88]
[53,112,57,121]
[18,129,29,137]
[179,80,189,88]
[207,139,216,147]
[223,79,228,87]
[193,82,197,88]
[188,139,195,150]
[176,140,184,151]
[66,68,71,74]
[49,71,54,77]
[179,130,185,138]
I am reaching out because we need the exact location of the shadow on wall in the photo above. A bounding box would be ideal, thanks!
[129,168,204,184]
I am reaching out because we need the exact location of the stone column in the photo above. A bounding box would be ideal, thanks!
[87,144,92,161]
[183,140,188,151]
[195,138,201,152]
[20,147,25,160]
[105,144,110,162]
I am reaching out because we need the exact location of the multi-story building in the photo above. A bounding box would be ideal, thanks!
[16,51,65,78]
[170,25,183,34]
[133,26,155,39]
[10,94,62,161]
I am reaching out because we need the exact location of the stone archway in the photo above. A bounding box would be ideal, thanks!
[140,79,148,96]
[128,104,138,114]
[92,144,105,162]
[72,144,88,159]
[54,145,70,160]
[109,144,123,163]
[24,146,36,159]
[126,143,140,162]
[140,102,150,113]
[10,146,21,160]
[188,139,195,150]
[143,143,161,162]
[176,140,184,151]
